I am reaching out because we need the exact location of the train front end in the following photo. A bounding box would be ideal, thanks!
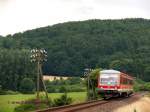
[97,70,121,99]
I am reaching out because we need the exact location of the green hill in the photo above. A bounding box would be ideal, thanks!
[0,18,150,90]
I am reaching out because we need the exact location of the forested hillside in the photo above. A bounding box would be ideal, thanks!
[0,18,150,90]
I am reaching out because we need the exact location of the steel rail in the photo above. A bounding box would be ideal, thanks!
[37,92,147,112]
[36,99,108,112]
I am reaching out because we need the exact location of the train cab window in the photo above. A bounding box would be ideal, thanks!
[100,77,118,85]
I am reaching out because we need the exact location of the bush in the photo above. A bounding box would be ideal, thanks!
[20,78,35,94]
[66,77,82,85]
[133,84,141,92]
[0,85,5,95]
[53,93,72,106]
[59,86,67,93]
[67,85,86,92]
[0,90,6,95]
[0,90,20,95]
[14,98,51,112]
[47,85,56,93]
[15,103,36,112]
[47,84,86,93]
[6,90,20,95]
[14,94,72,112]
[133,79,150,92]
[143,83,150,91]
[47,85,63,93]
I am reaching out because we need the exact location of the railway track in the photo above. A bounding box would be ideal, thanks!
[36,99,108,112]
[36,92,147,112]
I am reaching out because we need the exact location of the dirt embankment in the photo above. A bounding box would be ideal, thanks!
[78,93,150,112]
[114,96,150,112]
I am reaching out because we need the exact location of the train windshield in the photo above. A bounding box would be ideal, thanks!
[100,74,119,85]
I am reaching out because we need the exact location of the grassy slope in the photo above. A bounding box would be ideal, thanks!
[0,92,86,112]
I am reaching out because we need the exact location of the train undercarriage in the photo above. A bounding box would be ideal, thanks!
[98,90,133,99]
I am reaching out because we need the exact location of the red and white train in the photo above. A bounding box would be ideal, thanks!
[97,70,134,99]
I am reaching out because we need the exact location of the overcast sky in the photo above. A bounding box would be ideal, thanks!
[0,0,150,36]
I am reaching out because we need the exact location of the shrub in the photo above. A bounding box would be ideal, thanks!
[14,98,52,112]
[67,77,82,85]
[20,78,35,94]
[14,99,38,112]
[133,79,150,92]
[0,90,20,95]
[133,84,141,92]
[53,93,72,106]
[59,86,67,93]
[0,90,6,95]
[14,94,72,112]
[144,82,150,91]
[6,90,20,95]
[47,85,56,93]
[14,103,36,112]
[0,85,5,95]
[67,85,86,92]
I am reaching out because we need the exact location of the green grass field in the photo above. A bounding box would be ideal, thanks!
[0,92,86,112]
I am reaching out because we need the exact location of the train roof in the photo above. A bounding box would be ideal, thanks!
[100,70,121,74]
[100,69,134,80]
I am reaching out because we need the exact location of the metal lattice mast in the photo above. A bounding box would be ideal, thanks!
[84,68,92,100]
[30,49,49,104]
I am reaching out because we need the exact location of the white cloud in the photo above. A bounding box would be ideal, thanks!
[0,0,149,36]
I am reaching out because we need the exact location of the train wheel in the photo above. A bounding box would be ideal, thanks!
[125,93,129,97]
[103,96,106,100]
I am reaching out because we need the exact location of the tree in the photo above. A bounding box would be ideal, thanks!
[0,18,150,85]
[144,67,150,81]
[0,49,36,91]
[109,59,134,73]
[87,68,101,100]
[20,78,35,94]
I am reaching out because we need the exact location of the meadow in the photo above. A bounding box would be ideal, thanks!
[0,92,86,112]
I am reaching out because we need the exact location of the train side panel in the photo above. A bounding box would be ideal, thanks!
[117,73,134,96]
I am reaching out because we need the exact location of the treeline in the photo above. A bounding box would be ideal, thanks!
[0,18,150,91]
[45,77,86,93]
[0,49,35,91]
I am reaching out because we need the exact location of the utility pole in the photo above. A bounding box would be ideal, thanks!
[84,68,92,100]
[30,49,50,107]
[37,61,40,99]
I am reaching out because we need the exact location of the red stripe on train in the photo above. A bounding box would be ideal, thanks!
[98,85,132,89]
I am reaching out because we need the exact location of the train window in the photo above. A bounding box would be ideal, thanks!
[128,80,131,84]
[130,80,133,85]
[125,78,133,85]
[122,78,124,84]
[120,76,133,85]
[100,77,118,85]
[127,79,129,84]
[124,78,126,84]
[123,77,128,84]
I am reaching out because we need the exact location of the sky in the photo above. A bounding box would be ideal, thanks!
[0,0,150,36]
